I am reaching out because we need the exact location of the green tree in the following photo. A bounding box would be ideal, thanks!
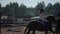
[35,1,45,16]
[44,2,60,16]
[12,2,20,18]
[25,7,36,17]
[53,3,60,16]
[19,3,27,17]
[5,4,10,15]
[44,3,53,15]
[0,3,1,12]
[0,3,1,9]
[4,2,20,18]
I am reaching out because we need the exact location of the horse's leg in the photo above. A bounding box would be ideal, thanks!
[24,27,28,34]
[50,29,55,34]
[55,31,59,34]
[26,29,31,34]
[32,30,35,34]
[45,31,48,34]
[55,28,59,34]
[55,30,59,34]
[58,31,60,34]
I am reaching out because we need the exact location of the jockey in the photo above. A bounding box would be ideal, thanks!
[39,8,49,25]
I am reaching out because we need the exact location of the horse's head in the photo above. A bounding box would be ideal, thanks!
[46,16,55,22]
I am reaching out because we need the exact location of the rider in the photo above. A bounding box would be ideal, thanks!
[39,8,49,24]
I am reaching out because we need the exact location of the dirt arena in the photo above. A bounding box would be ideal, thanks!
[1,26,55,34]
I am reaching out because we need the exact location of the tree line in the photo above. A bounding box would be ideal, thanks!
[0,1,60,19]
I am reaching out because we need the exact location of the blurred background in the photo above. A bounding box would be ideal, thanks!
[0,0,60,34]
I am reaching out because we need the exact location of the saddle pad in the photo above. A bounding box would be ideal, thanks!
[38,19,49,25]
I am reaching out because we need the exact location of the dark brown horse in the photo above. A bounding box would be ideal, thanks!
[24,16,55,34]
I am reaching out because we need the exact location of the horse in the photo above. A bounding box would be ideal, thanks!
[24,16,55,34]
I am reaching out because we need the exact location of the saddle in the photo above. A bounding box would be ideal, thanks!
[38,19,49,25]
